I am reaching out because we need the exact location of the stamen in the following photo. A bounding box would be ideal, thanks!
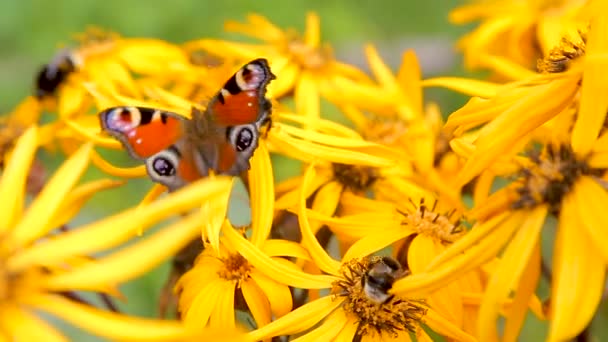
[332,163,379,192]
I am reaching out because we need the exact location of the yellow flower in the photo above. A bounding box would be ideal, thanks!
[0,97,43,166]
[450,0,589,79]
[183,13,370,118]
[246,247,476,341]
[0,125,235,340]
[442,5,607,188]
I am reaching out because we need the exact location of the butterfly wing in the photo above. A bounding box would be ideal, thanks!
[100,106,205,191]
[195,58,275,175]
[99,106,186,159]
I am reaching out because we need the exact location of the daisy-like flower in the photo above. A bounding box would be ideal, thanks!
[450,0,589,79]
[0,126,235,340]
[176,142,334,330]
[393,6,608,340]
[182,13,371,118]
[442,5,606,189]
[244,241,477,341]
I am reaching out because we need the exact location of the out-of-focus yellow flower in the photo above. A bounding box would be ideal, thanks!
[183,13,371,119]
[0,126,235,341]
[451,0,589,79]
[0,97,43,166]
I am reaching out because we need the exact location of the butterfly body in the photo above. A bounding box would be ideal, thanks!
[99,58,275,191]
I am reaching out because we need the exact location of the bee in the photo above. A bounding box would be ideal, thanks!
[362,256,407,304]
[34,48,78,98]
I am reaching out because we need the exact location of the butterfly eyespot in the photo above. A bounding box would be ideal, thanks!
[152,157,176,176]
[235,127,254,152]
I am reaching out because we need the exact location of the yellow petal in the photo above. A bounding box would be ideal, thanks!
[295,73,320,119]
[343,227,412,261]
[292,309,347,342]
[334,316,359,342]
[247,296,344,341]
[24,294,195,341]
[242,279,272,328]
[476,54,538,80]
[503,241,541,342]
[251,269,293,318]
[0,304,67,342]
[365,45,398,93]
[221,221,334,288]
[176,258,222,315]
[422,77,500,98]
[262,239,311,260]
[184,278,224,327]
[9,177,232,272]
[425,307,476,342]
[11,143,92,246]
[571,10,608,155]
[64,119,122,149]
[397,50,423,114]
[58,81,89,119]
[304,12,320,48]
[298,164,342,275]
[277,112,362,139]
[210,281,236,328]
[43,211,205,291]
[478,205,547,342]
[0,126,37,233]
[250,141,274,247]
[46,179,125,230]
[549,192,605,341]
[573,176,608,262]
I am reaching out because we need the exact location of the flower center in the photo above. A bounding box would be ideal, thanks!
[512,144,600,214]
[332,163,378,192]
[537,28,587,73]
[331,257,427,339]
[399,198,464,243]
[285,35,331,71]
[218,253,252,283]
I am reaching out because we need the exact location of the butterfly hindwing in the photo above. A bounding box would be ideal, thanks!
[209,58,275,126]
[99,106,186,159]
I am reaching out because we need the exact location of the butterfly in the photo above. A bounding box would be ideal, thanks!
[98,58,275,191]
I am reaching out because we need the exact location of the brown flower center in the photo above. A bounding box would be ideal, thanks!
[399,198,464,244]
[331,257,427,339]
[512,144,600,214]
[332,163,379,192]
[285,35,331,71]
[218,253,252,283]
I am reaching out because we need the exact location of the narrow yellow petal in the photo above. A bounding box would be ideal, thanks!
[12,143,92,246]
[477,54,538,80]
[43,211,204,291]
[251,269,293,318]
[210,281,236,328]
[295,73,320,119]
[425,308,476,342]
[422,77,500,98]
[247,296,344,341]
[58,81,88,119]
[334,317,358,342]
[47,179,125,231]
[478,205,546,342]
[397,50,423,114]
[242,279,272,328]
[571,11,608,156]
[184,278,224,327]
[203,193,231,253]
[0,126,37,233]
[9,177,232,272]
[250,141,274,247]
[549,191,606,341]
[342,228,412,261]
[176,259,222,315]
[292,309,347,342]
[262,239,311,260]
[298,164,342,275]
[221,222,334,288]
[0,304,67,342]
[277,112,362,139]
[573,177,608,262]
[503,242,541,342]
[365,44,398,93]
[304,12,320,47]
[64,119,122,149]
[25,294,194,341]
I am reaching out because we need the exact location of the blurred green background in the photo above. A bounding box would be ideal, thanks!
[1,0,606,341]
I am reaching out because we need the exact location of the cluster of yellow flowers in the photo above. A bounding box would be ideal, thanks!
[0,1,606,341]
